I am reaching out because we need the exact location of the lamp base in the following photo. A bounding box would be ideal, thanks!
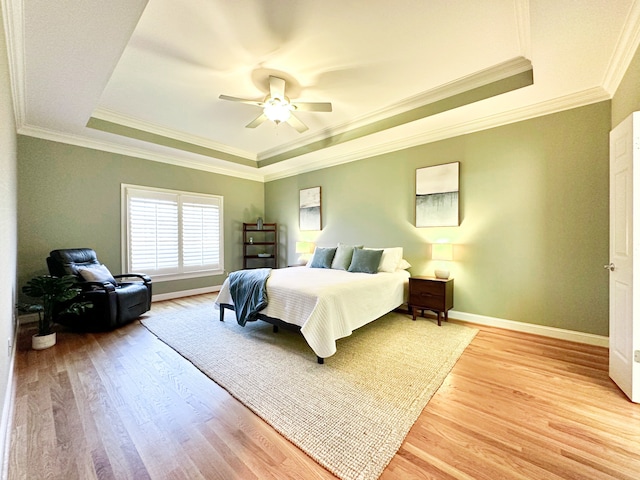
[434,269,450,280]
[298,255,310,265]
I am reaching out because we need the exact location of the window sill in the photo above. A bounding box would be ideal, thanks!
[149,269,225,283]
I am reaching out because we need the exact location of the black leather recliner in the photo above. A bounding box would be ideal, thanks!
[47,248,152,331]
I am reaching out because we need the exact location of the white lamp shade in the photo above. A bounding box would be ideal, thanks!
[295,241,314,254]
[431,243,453,261]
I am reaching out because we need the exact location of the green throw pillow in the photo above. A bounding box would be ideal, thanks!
[309,247,337,268]
[348,249,383,274]
[331,244,363,270]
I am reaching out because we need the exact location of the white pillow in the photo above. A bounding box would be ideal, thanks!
[366,247,403,272]
[396,258,411,271]
[78,264,117,285]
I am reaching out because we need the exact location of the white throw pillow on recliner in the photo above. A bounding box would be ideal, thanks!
[77,264,117,285]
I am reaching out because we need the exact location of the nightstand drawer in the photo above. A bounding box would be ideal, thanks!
[409,291,445,309]
[409,279,445,296]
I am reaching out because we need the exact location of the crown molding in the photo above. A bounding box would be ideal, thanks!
[91,107,257,161]
[86,57,533,170]
[260,57,533,160]
[603,0,640,95]
[263,86,610,182]
[5,0,614,186]
[1,0,26,128]
[17,124,265,182]
[370,86,610,157]
[89,58,533,166]
[17,84,610,185]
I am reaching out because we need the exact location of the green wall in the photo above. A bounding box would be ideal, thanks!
[21,48,640,338]
[266,102,611,336]
[612,44,640,127]
[17,137,265,296]
[16,102,613,336]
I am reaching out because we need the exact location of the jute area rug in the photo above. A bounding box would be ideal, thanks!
[141,305,477,480]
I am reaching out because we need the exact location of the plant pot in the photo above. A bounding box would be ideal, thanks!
[32,332,56,350]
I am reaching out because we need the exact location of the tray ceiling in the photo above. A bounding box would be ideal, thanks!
[4,0,639,181]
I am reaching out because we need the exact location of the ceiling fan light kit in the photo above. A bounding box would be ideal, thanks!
[220,75,332,133]
[263,96,292,124]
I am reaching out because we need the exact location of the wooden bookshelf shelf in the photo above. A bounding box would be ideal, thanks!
[242,222,278,269]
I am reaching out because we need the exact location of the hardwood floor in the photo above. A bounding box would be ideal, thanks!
[6,294,640,479]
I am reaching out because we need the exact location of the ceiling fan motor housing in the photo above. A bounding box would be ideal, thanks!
[220,75,331,133]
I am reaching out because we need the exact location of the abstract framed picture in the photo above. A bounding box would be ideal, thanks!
[415,162,460,227]
[300,186,322,231]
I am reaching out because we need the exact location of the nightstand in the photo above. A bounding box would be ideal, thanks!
[408,276,454,326]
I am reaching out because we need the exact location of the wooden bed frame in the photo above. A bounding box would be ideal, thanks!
[218,303,325,364]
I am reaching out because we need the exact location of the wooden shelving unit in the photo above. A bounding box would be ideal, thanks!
[242,222,278,269]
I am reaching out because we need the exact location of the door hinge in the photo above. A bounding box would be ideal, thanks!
[635,350,640,363]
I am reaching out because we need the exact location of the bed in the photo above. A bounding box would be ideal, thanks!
[215,249,410,363]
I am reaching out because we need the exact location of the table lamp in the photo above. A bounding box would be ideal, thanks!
[431,243,453,279]
[295,241,315,264]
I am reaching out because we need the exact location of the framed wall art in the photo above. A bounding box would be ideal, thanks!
[415,162,460,227]
[299,186,322,231]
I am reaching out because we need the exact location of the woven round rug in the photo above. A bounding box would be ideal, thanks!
[141,306,477,480]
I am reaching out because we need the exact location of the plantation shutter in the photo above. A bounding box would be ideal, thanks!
[128,189,179,274]
[182,195,221,271]
[124,185,224,279]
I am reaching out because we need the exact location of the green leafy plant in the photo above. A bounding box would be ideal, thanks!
[20,275,92,336]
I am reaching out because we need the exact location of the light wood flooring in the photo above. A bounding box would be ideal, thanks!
[6,294,640,479]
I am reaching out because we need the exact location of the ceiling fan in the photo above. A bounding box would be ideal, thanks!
[219,76,332,133]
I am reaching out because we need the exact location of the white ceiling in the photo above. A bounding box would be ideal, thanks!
[4,0,640,181]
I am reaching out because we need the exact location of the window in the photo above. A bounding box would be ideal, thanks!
[122,185,223,280]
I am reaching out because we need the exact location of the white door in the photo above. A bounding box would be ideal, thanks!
[608,112,639,403]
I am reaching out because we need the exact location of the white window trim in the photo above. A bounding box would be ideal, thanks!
[121,184,224,282]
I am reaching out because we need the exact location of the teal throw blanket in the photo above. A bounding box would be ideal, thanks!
[228,268,272,326]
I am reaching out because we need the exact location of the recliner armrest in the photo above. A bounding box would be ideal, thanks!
[77,280,117,292]
[114,273,152,285]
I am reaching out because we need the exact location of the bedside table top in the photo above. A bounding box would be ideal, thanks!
[410,276,453,282]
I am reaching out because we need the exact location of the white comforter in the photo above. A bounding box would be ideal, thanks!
[215,267,410,358]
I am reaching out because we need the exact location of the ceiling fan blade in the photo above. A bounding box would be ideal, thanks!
[269,76,286,100]
[293,102,333,112]
[246,113,268,129]
[219,94,264,107]
[286,113,309,133]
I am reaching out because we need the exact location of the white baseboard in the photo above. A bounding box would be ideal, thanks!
[149,291,609,347]
[18,287,223,321]
[450,310,609,348]
[151,285,221,302]
[17,313,38,325]
[149,291,609,348]
[1,325,18,480]
[22,292,609,348]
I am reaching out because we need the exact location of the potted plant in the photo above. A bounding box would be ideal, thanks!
[19,275,92,350]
